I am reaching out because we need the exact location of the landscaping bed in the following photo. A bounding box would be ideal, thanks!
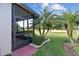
[63,42,78,56]
[33,35,46,45]
[32,34,50,48]
[72,44,79,55]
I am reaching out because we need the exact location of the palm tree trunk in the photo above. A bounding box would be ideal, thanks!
[42,24,45,36]
[70,30,74,44]
[70,37,74,44]
[38,28,41,36]
[44,28,50,37]
[65,24,74,44]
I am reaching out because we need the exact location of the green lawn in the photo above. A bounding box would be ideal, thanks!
[33,32,69,56]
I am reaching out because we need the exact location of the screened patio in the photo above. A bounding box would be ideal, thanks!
[12,3,38,51]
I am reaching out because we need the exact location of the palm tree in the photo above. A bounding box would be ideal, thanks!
[36,8,55,39]
[57,11,77,44]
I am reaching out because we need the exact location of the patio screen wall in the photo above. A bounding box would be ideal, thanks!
[12,3,38,51]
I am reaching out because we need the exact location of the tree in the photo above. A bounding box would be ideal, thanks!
[57,11,77,44]
[74,10,79,25]
[52,19,64,30]
[35,8,55,39]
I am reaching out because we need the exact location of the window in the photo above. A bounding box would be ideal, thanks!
[16,21,24,32]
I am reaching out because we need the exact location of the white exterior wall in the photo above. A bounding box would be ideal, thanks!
[0,3,12,55]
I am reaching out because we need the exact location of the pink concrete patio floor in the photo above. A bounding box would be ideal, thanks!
[12,44,38,56]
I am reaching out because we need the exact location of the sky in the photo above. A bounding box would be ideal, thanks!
[27,3,79,15]
[18,3,79,27]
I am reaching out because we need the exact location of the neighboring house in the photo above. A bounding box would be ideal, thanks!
[0,3,38,56]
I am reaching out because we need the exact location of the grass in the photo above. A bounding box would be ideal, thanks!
[33,32,69,56]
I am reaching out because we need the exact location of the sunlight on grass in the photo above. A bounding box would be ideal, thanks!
[33,30,79,56]
[33,31,69,56]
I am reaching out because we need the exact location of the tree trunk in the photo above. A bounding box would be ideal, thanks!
[38,28,41,36]
[42,24,45,36]
[65,24,74,44]
[44,28,50,37]
[70,37,74,44]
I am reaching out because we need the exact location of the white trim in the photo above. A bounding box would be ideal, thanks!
[30,38,50,48]
[0,3,12,55]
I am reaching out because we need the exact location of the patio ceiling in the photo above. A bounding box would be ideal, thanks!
[15,3,39,21]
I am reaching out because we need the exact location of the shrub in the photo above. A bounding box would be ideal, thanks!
[33,34,47,45]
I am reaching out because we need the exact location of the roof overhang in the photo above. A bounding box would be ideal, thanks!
[16,3,39,17]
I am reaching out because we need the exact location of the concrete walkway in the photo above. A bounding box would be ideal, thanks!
[12,44,38,56]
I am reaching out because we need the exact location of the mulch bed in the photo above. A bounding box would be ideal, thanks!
[63,43,78,56]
